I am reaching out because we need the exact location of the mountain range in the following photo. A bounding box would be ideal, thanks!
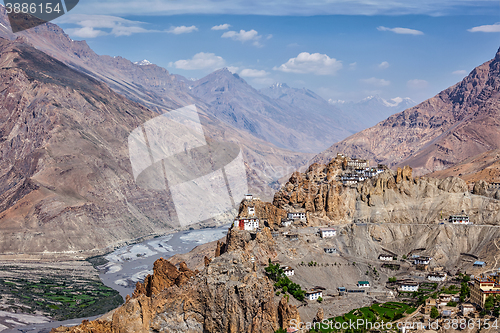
[314,47,500,178]
[329,95,415,128]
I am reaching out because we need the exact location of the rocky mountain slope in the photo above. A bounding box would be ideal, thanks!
[0,8,314,200]
[274,155,500,226]
[0,36,188,257]
[314,47,500,176]
[189,71,356,153]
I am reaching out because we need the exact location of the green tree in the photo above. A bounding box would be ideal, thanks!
[485,295,495,311]
[317,296,323,303]
[388,277,397,283]
[430,306,439,319]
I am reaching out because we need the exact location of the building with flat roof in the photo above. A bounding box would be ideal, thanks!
[449,214,471,225]
[319,228,336,238]
[470,275,500,308]
[287,212,306,221]
[305,289,322,301]
[427,272,447,282]
[378,254,393,261]
[281,266,294,277]
[399,282,419,292]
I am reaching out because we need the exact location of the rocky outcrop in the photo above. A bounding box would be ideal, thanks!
[274,160,500,225]
[53,227,294,333]
[133,258,197,298]
[314,308,324,323]
[238,198,288,229]
[278,297,301,329]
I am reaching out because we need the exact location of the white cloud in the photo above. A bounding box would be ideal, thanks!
[360,77,390,86]
[252,77,275,86]
[239,69,269,77]
[378,61,390,69]
[56,14,161,37]
[170,52,225,70]
[65,26,107,38]
[167,25,198,34]
[222,29,263,47]
[211,23,231,30]
[468,23,500,33]
[227,66,239,73]
[407,79,428,89]
[452,70,468,75]
[377,26,424,35]
[274,52,342,75]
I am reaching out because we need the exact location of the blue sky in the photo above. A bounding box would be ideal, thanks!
[55,0,500,103]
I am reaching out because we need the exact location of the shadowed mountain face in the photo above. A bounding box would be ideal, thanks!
[189,71,358,153]
[313,47,500,176]
[0,37,183,257]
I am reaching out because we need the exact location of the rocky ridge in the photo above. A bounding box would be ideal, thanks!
[274,155,500,226]
[52,226,300,333]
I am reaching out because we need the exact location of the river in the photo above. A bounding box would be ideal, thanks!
[4,225,230,333]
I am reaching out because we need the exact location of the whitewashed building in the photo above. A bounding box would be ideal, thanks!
[414,256,432,265]
[449,215,471,224]
[281,219,293,227]
[378,254,394,261]
[319,228,337,238]
[357,281,370,288]
[245,194,253,200]
[248,206,256,217]
[233,218,260,231]
[427,272,447,282]
[399,282,419,292]
[306,289,323,300]
[288,212,306,221]
[282,266,294,277]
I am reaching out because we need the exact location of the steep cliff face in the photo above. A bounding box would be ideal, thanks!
[314,47,500,176]
[52,227,300,333]
[274,157,500,225]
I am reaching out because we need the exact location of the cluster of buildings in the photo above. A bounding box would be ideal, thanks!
[335,153,385,186]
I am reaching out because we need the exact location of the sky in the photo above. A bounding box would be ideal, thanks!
[54,0,500,103]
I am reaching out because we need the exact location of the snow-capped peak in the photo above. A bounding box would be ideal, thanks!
[134,59,153,66]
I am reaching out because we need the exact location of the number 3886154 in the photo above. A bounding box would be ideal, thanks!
[5,2,62,14]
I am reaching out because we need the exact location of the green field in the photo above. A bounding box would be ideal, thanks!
[312,302,415,332]
[0,268,123,321]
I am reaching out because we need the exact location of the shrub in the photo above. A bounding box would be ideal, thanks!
[317,296,323,303]
[430,306,439,319]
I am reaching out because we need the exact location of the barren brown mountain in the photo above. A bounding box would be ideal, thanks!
[313,47,500,177]
[0,8,313,200]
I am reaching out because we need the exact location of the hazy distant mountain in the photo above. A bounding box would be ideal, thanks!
[260,83,357,127]
[314,47,500,176]
[329,95,416,128]
[189,71,357,153]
